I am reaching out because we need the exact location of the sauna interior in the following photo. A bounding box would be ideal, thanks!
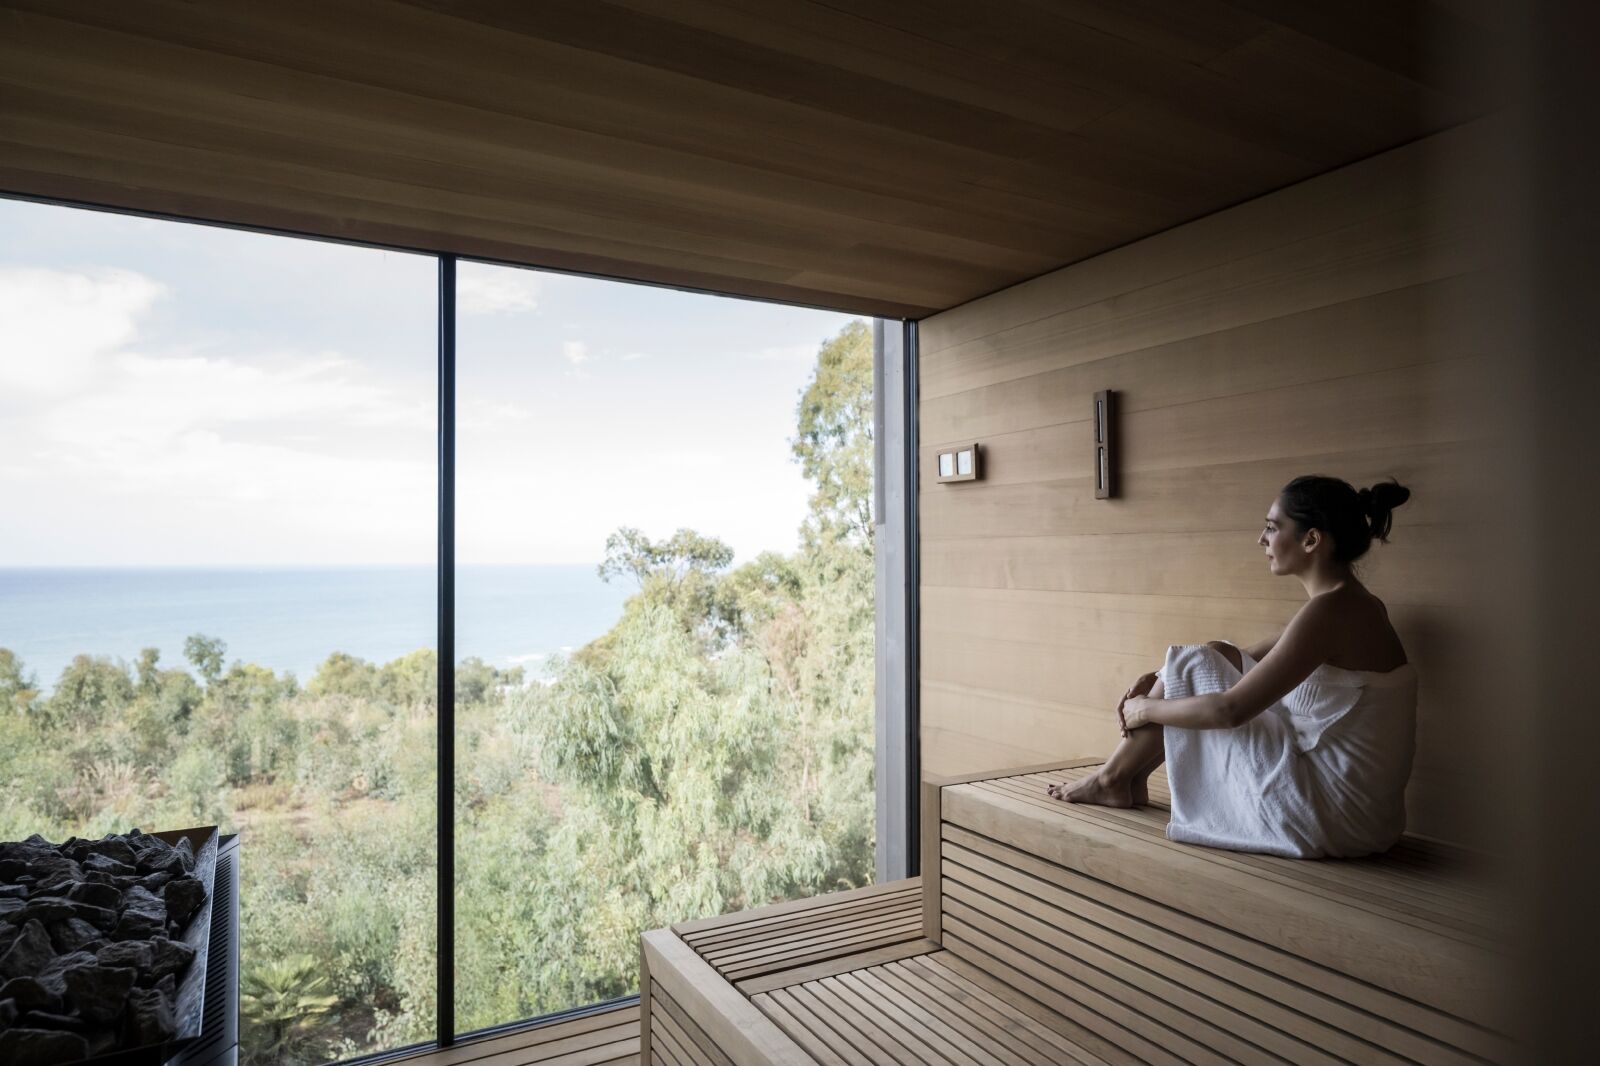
[2,2,1595,1065]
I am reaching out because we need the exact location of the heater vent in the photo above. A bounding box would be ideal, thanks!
[171,839,239,1066]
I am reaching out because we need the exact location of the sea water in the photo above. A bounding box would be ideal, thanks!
[0,565,633,691]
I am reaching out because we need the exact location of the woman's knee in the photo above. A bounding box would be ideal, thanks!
[1204,640,1244,673]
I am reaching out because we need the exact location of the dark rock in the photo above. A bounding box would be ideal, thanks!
[0,975,65,1012]
[0,920,55,980]
[174,837,196,873]
[20,1009,86,1031]
[48,917,102,954]
[122,985,176,1047]
[97,940,153,973]
[85,1029,118,1057]
[0,883,28,899]
[137,850,184,879]
[163,877,206,928]
[82,853,135,878]
[119,885,165,919]
[0,897,23,921]
[136,871,172,893]
[113,911,165,941]
[67,881,120,910]
[112,886,166,940]
[0,997,15,1027]
[62,962,137,1023]
[66,901,118,932]
[37,949,97,981]
[154,972,176,1000]
[0,1026,91,1066]
[86,836,138,868]
[81,869,126,889]
[2,849,78,884]
[145,937,194,982]
[5,898,75,927]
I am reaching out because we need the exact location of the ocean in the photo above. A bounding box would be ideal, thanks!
[0,566,634,691]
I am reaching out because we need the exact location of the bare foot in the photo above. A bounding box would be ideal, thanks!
[1045,771,1133,808]
[1131,776,1149,807]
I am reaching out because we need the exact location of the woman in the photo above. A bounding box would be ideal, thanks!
[1046,475,1416,858]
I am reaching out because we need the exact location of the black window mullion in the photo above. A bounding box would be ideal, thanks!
[437,254,457,1047]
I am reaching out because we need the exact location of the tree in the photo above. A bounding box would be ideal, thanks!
[792,318,874,548]
[44,654,135,733]
[598,527,741,647]
[184,633,227,686]
[0,648,38,714]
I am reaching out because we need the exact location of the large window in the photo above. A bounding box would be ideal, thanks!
[453,262,877,1030]
[0,200,878,1062]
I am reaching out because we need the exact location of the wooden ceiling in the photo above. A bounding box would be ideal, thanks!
[0,0,1500,317]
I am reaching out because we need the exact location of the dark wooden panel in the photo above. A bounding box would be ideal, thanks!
[0,0,1496,314]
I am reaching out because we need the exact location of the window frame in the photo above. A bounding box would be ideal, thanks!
[1,193,919,1057]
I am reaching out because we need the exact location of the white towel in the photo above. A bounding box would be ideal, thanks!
[1158,643,1417,859]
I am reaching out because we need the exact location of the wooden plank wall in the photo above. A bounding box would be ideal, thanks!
[917,121,1503,846]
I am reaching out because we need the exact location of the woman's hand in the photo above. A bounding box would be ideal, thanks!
[1116,672,1159,737]
[1121,697,1157,732]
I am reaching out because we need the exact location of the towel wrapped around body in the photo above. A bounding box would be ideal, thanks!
[1158,643,1418,858]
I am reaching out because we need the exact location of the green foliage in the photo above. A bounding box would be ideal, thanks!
[44,654,135,733]
[184,633,227,686]
[793,318,874,547]
[241,955,341,1063]
[2,318,878,1063]
[1,647,40,714]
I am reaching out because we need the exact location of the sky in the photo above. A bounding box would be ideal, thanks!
[0,198,862,567]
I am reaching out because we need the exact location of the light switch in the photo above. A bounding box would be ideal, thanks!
[936,443,981,483]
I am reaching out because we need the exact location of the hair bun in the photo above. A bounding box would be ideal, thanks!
[1363,479,1411,542]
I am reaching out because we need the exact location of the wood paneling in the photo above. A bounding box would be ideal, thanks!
[936,767,1509,1063]
[918,123,1501,845]
[0,0,1496,315]
[673,879,926,993]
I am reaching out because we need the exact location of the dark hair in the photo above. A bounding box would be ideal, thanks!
[1278,475,1411,564]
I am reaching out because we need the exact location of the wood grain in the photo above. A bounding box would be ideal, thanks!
[0,0,1496,315]
[917,123,1499,844]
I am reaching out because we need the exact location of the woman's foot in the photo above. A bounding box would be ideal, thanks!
[1131,776,1149,807]
[1046,771,1133,808]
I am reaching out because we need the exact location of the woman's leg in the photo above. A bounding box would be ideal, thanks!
[1047,725,1164,808]
[1127,677,1166,805]
[1048,640,1243,809]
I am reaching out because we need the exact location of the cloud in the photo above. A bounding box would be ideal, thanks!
[562,340,590,366]
[622,351,651,362]
[1,266,436,564]
[457,269,542,314]
[0,267,167,395]
[745,342,816,363]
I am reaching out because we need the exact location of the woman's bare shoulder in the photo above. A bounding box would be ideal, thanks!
[1318,585,1407,669]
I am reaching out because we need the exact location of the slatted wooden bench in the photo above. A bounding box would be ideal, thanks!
[641,758,1510,1065]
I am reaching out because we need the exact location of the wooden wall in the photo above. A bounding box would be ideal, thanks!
[917,123,1502,846]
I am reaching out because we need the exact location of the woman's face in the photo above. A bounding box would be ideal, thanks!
[1259,498,1307,576]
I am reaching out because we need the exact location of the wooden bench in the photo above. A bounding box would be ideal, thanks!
[641,758,1510,1065]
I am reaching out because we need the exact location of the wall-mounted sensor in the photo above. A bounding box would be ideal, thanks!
[936,443,980,483]
[1094,389,1116,499]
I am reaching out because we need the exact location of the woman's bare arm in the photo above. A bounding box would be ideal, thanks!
[1244,631,1281,661]
[1123,601,1336,731]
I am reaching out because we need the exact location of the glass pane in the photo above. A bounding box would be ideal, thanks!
[454,262,877,1030]
[0,200,436,1065]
